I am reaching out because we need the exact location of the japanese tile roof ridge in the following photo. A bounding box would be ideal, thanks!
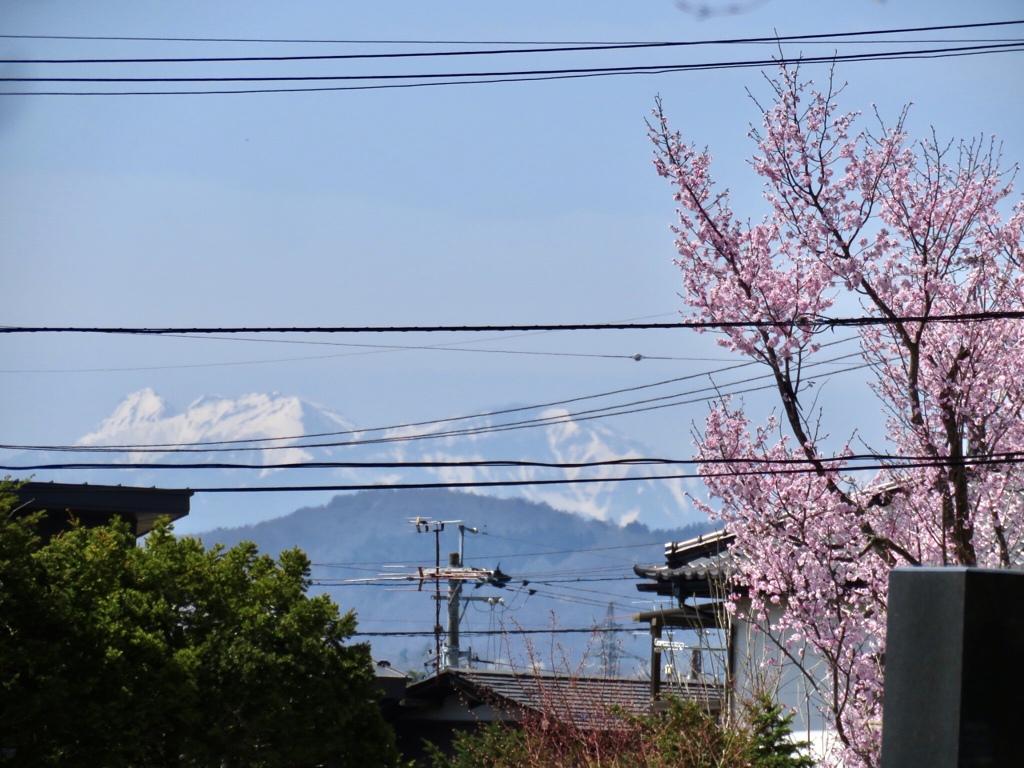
[664,528,734,560]
[633,528,736,599]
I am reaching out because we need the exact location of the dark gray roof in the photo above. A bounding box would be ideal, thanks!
[13,481,193,539]
[634,529,734,599]
[404,668,721,724]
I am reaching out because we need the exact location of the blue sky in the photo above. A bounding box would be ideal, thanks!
[2,0,1022,488]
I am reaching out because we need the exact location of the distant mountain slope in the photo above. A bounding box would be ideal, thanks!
[12,389,707,531]
[196,489,715,676]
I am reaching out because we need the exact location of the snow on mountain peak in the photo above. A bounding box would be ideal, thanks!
[66,390,703,529]
[77,390,353,467]
[79,388,172,444]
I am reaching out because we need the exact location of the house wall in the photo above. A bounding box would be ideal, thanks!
[390,696,512,762]
[729,603,841,765]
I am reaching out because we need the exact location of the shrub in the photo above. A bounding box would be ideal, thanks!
[425,692,813,768]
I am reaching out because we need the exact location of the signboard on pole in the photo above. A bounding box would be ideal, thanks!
[654,638,689,652]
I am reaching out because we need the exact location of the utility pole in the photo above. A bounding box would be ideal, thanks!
[446,525,478,670]
[447,551,462,669]
[409,519,506,674]
[412,517,460,676]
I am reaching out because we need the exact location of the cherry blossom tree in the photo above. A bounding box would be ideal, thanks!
[649,67,1024,768]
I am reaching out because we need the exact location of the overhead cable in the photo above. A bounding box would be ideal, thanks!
[4,311,1022,334]
[5,21,1023,64]
[0,360,759,451]
[349,627,639,637]
[310,540,684,569]
[18,452,1016,493]
[0,351,866,454]
[2,43,1023,95]
[4,449,1016,472]
[2,20,1020,47]
[0,348,804,450]
[0,313,718,372]
[6,44,1019,83]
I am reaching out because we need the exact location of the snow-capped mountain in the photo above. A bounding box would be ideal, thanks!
[12,389,706,531]
[78,389,356,468]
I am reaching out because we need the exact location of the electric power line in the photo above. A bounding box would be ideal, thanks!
[4,310,1022,334]
[309,537,705,572]
[0,349,799,451]
[12,452,1014,493]
[2,20,1020,47]
[0,347,863,454]
[1,313,734,374]
[350,627,641,637]
[2,42,1021,95]
[10,447,933,471]
[4,21,1022,64]
[7,43,1019,83]
[0,346,697,374]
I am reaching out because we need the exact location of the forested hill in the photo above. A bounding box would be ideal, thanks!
[195,489,714,675]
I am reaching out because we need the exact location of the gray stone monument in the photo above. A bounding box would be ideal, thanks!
[880,567,1024,768]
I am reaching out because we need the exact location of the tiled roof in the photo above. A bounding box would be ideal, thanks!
[664,529,735,568]
[459,669,719,721]
[634,530,735,598]
[405,668,721,726]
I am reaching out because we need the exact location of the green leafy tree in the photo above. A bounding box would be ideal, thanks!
[0,489,74,759]
[0,482,397,767]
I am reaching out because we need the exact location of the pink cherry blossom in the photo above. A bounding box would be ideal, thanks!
[650,67,1024,768]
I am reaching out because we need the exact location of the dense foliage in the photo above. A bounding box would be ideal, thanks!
[650,66,1024,767]
[426,694,812,768]
[0,482,398,767]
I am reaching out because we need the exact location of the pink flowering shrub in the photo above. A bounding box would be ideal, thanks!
[650,67,1024,768]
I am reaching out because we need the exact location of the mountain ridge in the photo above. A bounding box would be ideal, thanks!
[194,488,715,676]
[12,388,706,532]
